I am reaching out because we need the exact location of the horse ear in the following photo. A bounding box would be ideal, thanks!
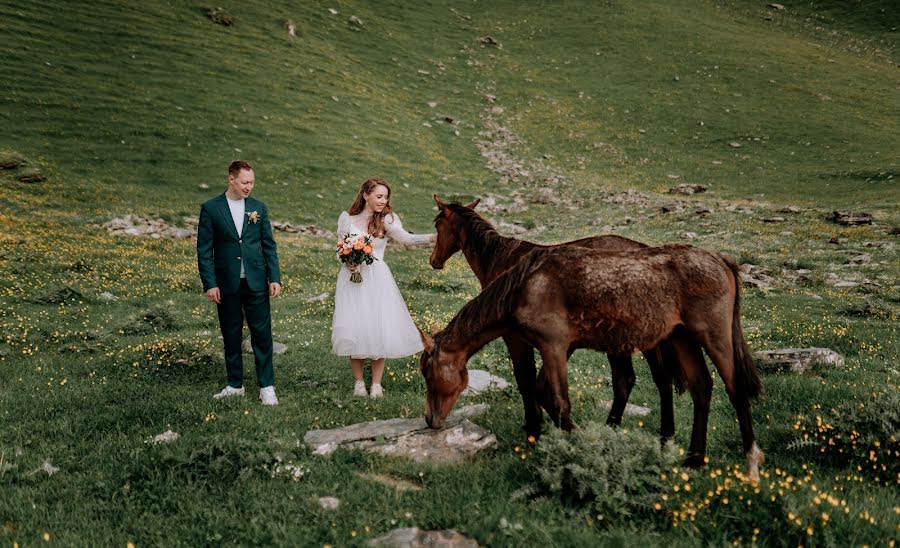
[433,193,448,210]
[465,198,481,210]
[417,325,434,353]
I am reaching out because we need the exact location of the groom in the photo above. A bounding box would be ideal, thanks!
[197,160,283,405]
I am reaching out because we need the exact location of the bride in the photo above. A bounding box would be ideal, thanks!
[331,176,435,398]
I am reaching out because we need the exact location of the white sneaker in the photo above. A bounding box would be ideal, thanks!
[370,384,383,399]
[353,381,367,397]
[213,386,245,399]
[259,386,278,406]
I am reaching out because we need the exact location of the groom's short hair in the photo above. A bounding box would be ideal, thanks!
[228,160,253,177]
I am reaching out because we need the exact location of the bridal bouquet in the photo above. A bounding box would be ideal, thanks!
[337,233,376,283]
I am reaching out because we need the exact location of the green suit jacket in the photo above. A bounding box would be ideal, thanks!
[197,194,282,294]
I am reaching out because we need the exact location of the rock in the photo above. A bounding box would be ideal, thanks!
[828,210,872,226]
[827,237,847,245]
[479,35,500,47]
[368,528,479,548]
[768,3,785,9]
[739,264,775,289]
[483,94,497,104]
[530,187,557,205]
[602,189,651,206]
[356,472,422,492]
[304,404,495,462]
[599,401,651,417]
[102,215,194,239]
[318,497,340,510]
[17,168,45,183]
[754,348,844,374]
[694,207,711,216]
[242,337,287,354]
[729,142,742,148]
[763,217,786,223]
[681,232,698,241]
[462,370,510,396]
[284,19,296,37]
[198,183,210,190]
[659,202,687,214]
[205,7,234,26]
[668,183,707,195]
[779,205,802,213]
[305,292,330,303]
[99,291,118,301]
[0,152,24,169]
[145,430,180,445]
[348,15,363,26]
[271,221,334,239]
[847,254,871,265]
[825,273,858,288]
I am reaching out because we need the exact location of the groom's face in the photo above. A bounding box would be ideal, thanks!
[228,168,255,198]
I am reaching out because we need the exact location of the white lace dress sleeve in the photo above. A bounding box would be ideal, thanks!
[384,212,435,245]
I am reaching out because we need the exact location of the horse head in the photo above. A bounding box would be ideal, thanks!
[430,194,480,270]
[417,325,469,429]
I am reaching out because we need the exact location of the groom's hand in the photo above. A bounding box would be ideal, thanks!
[206,287,221,304]
[269,282,282,298]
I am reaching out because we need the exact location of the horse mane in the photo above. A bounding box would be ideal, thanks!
[439,202,533,274]
[440,247,550,350]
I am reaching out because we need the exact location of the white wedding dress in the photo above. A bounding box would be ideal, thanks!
[331,211,433,359]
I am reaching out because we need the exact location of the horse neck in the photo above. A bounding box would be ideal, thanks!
[440,290,513,358]
[458,220,542,286]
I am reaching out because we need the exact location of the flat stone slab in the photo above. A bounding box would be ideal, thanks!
[754,347,844,373]
[461,369,510,396]
[242,337,287,354]
[304,404,496,462]
[599,400,652,417]
[368,528,479,548]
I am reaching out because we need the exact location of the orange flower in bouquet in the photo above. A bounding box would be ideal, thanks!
[337,233,377,283]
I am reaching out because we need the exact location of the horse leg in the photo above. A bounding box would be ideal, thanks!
[503,333,543,438]
[670,334,712,468]
[538,345,574,431]
[606,354,635,427]
[643,343,675,444]
[700,333,764,482]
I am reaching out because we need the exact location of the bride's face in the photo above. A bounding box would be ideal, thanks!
[364,184,390,213]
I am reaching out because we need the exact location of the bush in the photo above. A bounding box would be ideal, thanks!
[788,390,900,485]
[521,423,678,526]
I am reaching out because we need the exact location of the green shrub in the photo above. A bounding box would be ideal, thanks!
[788,390,900,485]
[521,423,678,526]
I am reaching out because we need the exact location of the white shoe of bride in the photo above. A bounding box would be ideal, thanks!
[369,384,383,399]
[353,381,368,397]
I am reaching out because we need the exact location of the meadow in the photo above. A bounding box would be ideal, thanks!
[0,1,898,546]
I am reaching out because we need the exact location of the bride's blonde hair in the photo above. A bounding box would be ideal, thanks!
[348,176,395,237]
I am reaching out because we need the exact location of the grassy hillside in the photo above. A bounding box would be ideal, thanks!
[0,1,898,546]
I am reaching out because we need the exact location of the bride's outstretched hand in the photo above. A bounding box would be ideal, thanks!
[345,263,359,272]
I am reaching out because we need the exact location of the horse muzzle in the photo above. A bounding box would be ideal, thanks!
[425,412,444,429]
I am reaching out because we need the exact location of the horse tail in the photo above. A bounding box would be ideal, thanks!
[723,256,762,400]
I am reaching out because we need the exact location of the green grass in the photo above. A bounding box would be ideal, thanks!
[1,0,899,546]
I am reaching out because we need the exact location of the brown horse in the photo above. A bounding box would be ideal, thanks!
[429,196,684,444]
[419,244,765,481]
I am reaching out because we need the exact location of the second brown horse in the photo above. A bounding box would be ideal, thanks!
[419,243,764,480]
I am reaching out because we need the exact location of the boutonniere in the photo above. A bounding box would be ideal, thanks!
[247,211,260,224]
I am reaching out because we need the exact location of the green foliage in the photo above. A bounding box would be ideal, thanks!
[119,305,180,335]
[789,391,900,485]
[523,424,678,526]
